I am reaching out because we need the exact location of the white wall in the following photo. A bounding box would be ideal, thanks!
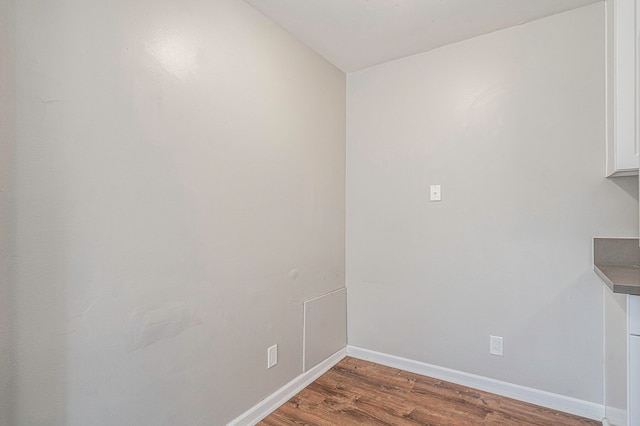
[11,0,345,424]
[0,0,14,423]
[347,3,637,404]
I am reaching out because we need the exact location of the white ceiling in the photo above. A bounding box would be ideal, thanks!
[244,0,601,72]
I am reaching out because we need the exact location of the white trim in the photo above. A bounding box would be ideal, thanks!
[602,285,607,426]
[227,348,346,426]
[347,346,605,422]
[304,287,346,304]
[302,303,307,373]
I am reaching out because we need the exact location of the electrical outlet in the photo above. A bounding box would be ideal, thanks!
[429,184,441,201]
[489,335,503,356]
[267,344,278,368]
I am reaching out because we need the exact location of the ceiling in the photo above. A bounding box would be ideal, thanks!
[244,0,601,72]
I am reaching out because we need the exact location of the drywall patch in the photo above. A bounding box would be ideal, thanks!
[303,288,347,371]
[125,302,201,351]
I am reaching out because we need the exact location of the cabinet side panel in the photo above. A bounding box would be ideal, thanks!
[629,335,640,426]
[604,289,628,425]
[614,0,638,172]
[606,0,616,176]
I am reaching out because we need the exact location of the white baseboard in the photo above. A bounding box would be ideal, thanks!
[347,345,605,422]
[227,348,347,426]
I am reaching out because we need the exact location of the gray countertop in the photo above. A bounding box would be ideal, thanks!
[594,264,640,296]
[594,238,640,296]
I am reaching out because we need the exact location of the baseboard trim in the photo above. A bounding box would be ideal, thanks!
[227,347,347,426]
[347,346,605,422]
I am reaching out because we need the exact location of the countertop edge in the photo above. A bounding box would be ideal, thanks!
[594,264,640,296]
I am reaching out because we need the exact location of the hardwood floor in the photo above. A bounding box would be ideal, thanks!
[259,357,600,426]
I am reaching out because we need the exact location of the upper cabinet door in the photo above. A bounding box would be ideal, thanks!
[606,0,639,177]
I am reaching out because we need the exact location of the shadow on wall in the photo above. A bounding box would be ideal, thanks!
[608,176,638,202]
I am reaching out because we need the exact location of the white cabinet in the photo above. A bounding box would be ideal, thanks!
[606,0,639,176]
[631,296,640,335]
[631,297,640,426]
[631,335,639,426]
[605,294,640,425]
[605,290,629,425]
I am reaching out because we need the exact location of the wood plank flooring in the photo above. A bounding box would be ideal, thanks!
[259,357,600,426]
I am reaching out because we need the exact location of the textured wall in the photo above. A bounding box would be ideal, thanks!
[347,3,637,404]
[11,0,345,424]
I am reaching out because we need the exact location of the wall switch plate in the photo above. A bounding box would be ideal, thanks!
[430,185,441,201]
[489,335,503,356]
[267,344,278,368]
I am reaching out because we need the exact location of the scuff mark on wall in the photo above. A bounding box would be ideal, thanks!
[125,302,202,351]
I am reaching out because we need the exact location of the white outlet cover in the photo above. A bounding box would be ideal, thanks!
[489,335,503,356]
[267,344,278,368]
[430,184,441,201]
